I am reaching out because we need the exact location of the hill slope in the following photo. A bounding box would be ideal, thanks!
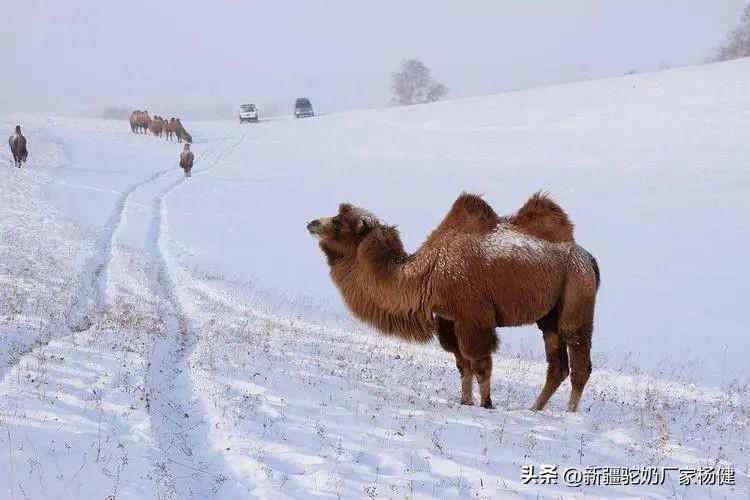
[1,60,749,498]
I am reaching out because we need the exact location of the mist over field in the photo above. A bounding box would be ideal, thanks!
[1,1,747,118]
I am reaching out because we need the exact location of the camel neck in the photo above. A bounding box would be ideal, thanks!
[329,250,433,343]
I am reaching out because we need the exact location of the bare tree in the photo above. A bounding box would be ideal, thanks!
[715,5,750,61]
[390,59,448,106]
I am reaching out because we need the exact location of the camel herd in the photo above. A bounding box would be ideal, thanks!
[7,114,193,175]
[129,110,192,143]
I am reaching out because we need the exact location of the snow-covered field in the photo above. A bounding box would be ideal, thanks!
[1,60,749,498]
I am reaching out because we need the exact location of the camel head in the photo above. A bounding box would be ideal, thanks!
[307,203,382,257]
[183,143,191,151]
[15,125,21,134]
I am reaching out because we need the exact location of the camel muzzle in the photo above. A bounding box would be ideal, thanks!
[307,220,322,235]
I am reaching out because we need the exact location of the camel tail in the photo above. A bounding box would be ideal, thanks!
[589,253,600,291]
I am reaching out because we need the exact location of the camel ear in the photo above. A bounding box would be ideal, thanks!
[339,203,352,215]
[354,218,369,234]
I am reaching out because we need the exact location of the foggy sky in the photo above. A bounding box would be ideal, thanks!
[1,1,746,118]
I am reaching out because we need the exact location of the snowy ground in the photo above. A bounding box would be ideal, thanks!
[1,60,749,498]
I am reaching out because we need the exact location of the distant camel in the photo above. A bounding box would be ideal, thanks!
[174,118,192,144]
[137,111,151,134]
[165,118,176,141]
[129,111,141,134]
[308,192,600,411]
[149,116,164,137]
[179,143,194,177]
[8,125,28,168]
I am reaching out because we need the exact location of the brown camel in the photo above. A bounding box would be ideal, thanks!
[165,118,175,141]
[174,118,192,144]
[8,125,28,168]
[129,110,141,134]
[307,192,600,411]
[149,116,164,137]
[137,111,150,134]
[179,143,194,177]
[159,116,169,140]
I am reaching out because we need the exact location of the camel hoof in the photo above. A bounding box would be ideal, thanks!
[481,400,495,410]
[460,399,474,406]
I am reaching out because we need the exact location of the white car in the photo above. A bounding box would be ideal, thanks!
[239,104,259,123]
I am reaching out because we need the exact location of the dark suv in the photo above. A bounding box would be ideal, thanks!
[294,98,314,118]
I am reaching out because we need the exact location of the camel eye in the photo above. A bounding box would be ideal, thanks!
[332,218,341,227]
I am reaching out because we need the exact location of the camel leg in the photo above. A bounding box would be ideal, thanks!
[566,325,592,412]
[455,322,498,409]
[458,355,473,405]
[436,317,473,405]
[530,329,569,410]
[470,356,494,409]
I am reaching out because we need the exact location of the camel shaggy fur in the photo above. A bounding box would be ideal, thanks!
[8,125,28,168]
[179,143,194,177]
[308,192,600,411]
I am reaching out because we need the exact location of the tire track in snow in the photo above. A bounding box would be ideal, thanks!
[69,125,245,333]
[1,124,248,497]
[67,167,175,332]
[136,127,250,497]
[0,127,182,379]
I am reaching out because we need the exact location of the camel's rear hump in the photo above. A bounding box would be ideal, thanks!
[509,191,574,243]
